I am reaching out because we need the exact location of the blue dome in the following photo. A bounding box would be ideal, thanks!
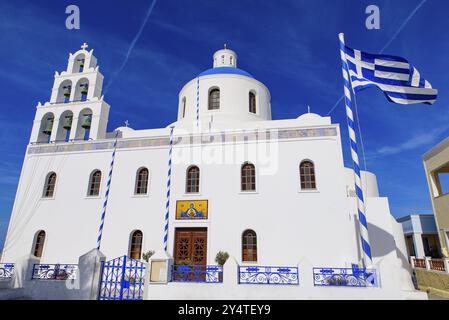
[198,67,253,78]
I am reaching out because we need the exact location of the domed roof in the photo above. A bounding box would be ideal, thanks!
[199,66,253,78]
[114,126,134,132]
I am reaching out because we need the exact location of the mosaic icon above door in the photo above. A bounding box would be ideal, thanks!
[176,200,208,220]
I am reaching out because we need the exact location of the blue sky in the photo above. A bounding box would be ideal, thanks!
[0,0,448,250]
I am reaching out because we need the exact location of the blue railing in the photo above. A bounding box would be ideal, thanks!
[238,266,299,285]
[171,265,223,283]
[0,263,14,281]
[313,267,378,287]
[32,264,78,280]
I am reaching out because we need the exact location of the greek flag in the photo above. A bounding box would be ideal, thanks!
[341,43,438,105]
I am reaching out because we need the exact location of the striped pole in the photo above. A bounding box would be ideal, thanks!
[196,77,200,129]
[339,33,372,267]
[96,131,119,250]
[163,126,175,252]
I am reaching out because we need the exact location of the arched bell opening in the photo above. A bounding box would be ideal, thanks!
[55,110,74,142]
[74,78,89,102]
[56,79,73,104]
[37,112,55,143]
[74,108,93,141]
[72,53,86,73]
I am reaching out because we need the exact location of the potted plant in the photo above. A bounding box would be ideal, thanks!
[215,251,229,265]
[142,250,155,262]
[215,251,229,282]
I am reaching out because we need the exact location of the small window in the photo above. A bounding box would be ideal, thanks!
[182,97,186,118]
[249,92,256,114]
[88,170,102,196]
[129,230,143,259]
[135,168,149,195]
[33,231,46,258]
[186,166,200,193]
[242,230,257,262]
[432,163,449,197]
[42,172,57,198]
[300,161,316,190]
[241,162,256,191]
[208,89,220,110]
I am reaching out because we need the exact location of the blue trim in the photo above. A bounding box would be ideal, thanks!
[199,67,254,78]
[313,267,378,287]
[31,264,78,280]
[0,263,14,281]
[238,266,299,285]
[171,265,223,283]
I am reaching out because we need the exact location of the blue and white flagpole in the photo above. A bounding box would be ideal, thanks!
[163,126,175,252]
[97,131,119,250]
[196,77,200,130]
[339,33,372,267]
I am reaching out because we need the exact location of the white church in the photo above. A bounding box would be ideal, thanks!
[0,44,425,300]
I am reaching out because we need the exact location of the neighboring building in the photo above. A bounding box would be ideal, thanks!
[423,138,449,258]
[0,44,422,299]
[397,214,441,258]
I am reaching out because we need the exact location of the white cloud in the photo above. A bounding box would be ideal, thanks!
[376,126,448,156]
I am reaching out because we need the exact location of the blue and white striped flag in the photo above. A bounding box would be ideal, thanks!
[341,41,438,105]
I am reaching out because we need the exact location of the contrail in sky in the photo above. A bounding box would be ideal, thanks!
[327,0,428,115]
[104,0,157,94]
[379,0,427,54]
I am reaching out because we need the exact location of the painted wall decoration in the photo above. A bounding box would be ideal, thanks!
[176,200,208,220]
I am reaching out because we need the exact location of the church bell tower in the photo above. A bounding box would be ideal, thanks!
[30,43,110,144]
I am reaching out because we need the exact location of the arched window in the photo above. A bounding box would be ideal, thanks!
[208,88,220,110]
[33,231,46,258]
[129,230,143,259]
[135,168,149,195]
[186,166,200,193]
[241,162,256,191]
[300,160,316,190]
[242,230,257,262]
[87,170,102,196]
[42,172,57,198]
[249,92,256,114]
[182,97,187,118]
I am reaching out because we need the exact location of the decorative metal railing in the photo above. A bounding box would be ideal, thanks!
[413,258,426,269]
[238,266,299,285]
[429,259,446,272]
[0,263,14,281]
[31,264,78,280]
[313,267,378,287]
[171,265,223,283]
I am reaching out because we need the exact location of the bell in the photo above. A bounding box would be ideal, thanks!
[81,114,92,129]
[63,85,72,97]
[42,118,54,135]
[77,58,85,68]
[63,115,73,130]
[80,83,88,95]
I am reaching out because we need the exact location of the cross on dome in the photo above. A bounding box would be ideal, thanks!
[81,42,89,50]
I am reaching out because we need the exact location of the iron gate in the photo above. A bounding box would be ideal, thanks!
[98,255,146,300]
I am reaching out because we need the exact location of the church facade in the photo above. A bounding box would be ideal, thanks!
[0,44,423,299]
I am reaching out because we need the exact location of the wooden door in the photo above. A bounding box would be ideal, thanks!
[174,228,207,265]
